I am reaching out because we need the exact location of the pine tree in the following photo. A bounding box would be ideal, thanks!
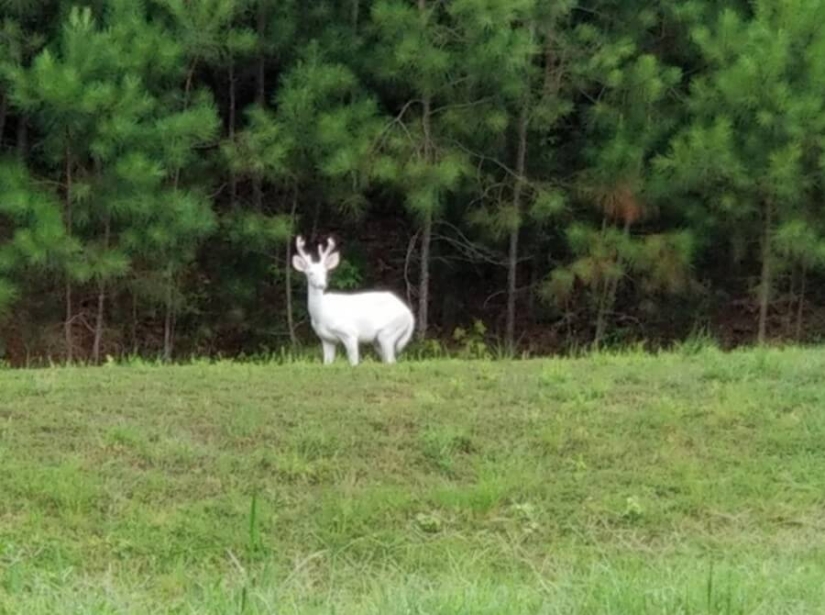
[9,1,219,362]
[0,0,50,156]
[3,0,825,359]
[152,0,257,210]
[657,0,825,344]
[456,0,576,353]
[537,4,691,348]
[0,158,70,315]
[226,41,382,344]
[247,0,298,211]
[370,0,521,339]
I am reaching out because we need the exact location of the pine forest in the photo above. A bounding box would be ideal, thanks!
[2,0,825,364]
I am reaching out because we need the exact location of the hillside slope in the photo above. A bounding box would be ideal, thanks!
[2,348,825,613]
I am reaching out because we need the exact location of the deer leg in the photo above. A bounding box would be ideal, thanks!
[373,340,384,362]
[395,316,415,356]
[322,339,336,365]
[342,336,360,366]
[377,330,397,364]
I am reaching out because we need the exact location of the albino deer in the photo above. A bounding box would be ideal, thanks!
[292,236,415,365]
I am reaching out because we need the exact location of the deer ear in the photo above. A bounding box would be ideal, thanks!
[292,254,308,272]
[325,251,340,270]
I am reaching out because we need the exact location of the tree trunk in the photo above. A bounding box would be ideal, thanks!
[228,59,238,210]
[415,0,433,340]
[796,263,806,342]
[132,290,139,356]
[310,199,321,242]
[595,276,621,350]
[64,149,74,363]
[527,249,538,324]
[0,93,7,148]
[253,181,264,211]
[172,64,197,189]
[757,201,772,345]
[257,3,266,106]
[163,273,175,362]
[505,218,519,354]
[418,211,432,340]
[785,267,796,335]
[593,278,609,350]
[92,279,106,364]
[592,218,610,350]
[163,57,196,359]
[253,1,267,212]
[16,115,27,159]
[65,281,74,363]
[505,104,529,355]
[92,216,111,365]
[416,120,433,340]
[286,188,298,346]
[594,218,629,350]
[352,0,359,29]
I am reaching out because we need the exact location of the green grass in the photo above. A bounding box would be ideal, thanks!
[2,346,825,613]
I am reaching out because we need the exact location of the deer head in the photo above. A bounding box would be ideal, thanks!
[292,236,340,291]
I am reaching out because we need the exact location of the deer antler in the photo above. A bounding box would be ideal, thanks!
[295,235,312,262]
[318,236,337,261]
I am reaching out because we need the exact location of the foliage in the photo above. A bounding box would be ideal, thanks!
[3,0,825,360]
[0,159,70,310]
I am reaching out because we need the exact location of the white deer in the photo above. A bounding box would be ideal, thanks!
[292,235,415,365]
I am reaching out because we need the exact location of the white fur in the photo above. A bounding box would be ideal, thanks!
[292,236,415,366]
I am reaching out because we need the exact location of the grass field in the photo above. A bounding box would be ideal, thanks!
[1,346,825,613]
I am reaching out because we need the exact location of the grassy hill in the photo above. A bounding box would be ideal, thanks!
[2,347,825,613]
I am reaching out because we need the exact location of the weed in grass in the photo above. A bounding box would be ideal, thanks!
[418,427,475,477]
